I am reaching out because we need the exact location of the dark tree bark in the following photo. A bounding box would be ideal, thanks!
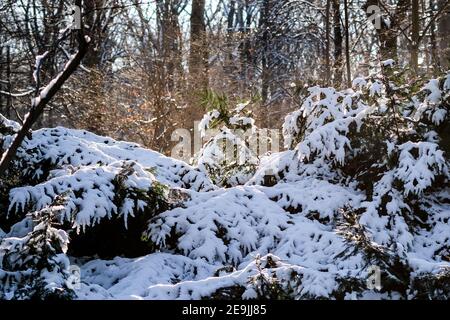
[84,0,107,68]
[6,47,12,120]
[157,0,184,91]
[0,47,3,117]
[438,0,450,69]
[244,0,254,74]
[363,0,409,62]
[332,0,343,86]
[429,0,440,72]
[189,0,208,91]
[239,0,253,82]
[411,0,420,72]
[260,0,273,128]
[325,0,331,85]
[224,0,237,76]
[343,0,351,87]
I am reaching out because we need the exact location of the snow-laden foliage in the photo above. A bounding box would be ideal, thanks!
[3,126,215,191]
[76,253,217,299]
[0,123,213,260]
[0,114,20,139]
[412,76,449,126]
[0,195,74,300]
[283,86,367,154]
[147,186,291,265]
[195,97,259,187]
[0,124,214,232]
[196,127,258,187]
[8,161,165,231]
[76,254,361,300]
[0,67,449,300]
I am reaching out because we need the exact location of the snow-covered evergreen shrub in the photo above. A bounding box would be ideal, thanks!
[195,94,259,187]
[281,65,448,218]
[8,161,166,231]
[0,117,31,231]
[0,195,74,300]
[352,68,449,253]
[0,114,20,143]
[282,67,448,179]
[3,127,215,192]
[197,127,258,187]
[408,270,450,300]
[244,66,449,298]
[0,124,215,259]
[146,186,291,264]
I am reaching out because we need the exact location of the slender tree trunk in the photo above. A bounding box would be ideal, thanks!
[260,0,272,128]
[238,1,252,87]
[186,0,208,149]
[325,0,331,85]
[157,1,183,91]
[0,47,3,117]
[438,0,450,69]
[0,47,11,119]
[83,0,105,68]
[429,0,440,73]
[237,0,245,84]
[6,47,11,119]
[364,0,409,62]
[411,0,420,73]
[244,0,253,80]
[189,0,208,91]
[332,0,343,86]
[343,0,351,87]
[226,0,236,76]
[227,0,236,32]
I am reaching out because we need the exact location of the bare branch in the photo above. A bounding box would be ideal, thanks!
[0,0,89,177]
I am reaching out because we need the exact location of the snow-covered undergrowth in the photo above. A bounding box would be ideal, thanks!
[0,67,449,300]
[195,97,259,187]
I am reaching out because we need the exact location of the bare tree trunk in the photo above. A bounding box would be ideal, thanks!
[6,46,12,120]
[157,0,184,91]
[363,0,409,62]
[333,0,343,86]
[0,47,11,119]
[429,0,440,73]
[244,0,254,80]
[438,0,450,69]
[260,0,273,128]
[83,0,105,68]
[411,0,420,73]
[343,0,351,87]
[225,0,236,76]
[325,0,331,85]
[189,0,208,91]
[0,47,3,117]
[238,1,245,89]
[227,0,236,32]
